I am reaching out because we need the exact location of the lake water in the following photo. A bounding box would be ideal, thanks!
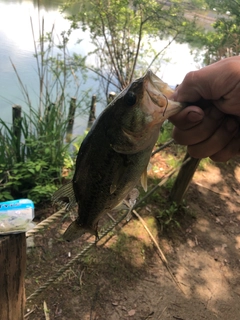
[0,0,199,135]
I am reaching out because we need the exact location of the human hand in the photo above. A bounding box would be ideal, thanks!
[170,57,240,162]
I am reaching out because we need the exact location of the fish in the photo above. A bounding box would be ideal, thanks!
[52,70,184,241]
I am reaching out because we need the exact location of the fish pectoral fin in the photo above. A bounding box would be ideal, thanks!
[112,200,130,212]
[141,166,148,192]
[112,188,140,212]
[110,183,117,195]
[52,181,76,209]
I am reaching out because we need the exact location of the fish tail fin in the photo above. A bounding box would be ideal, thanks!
[63,220,92,242]
[52,181,76,209]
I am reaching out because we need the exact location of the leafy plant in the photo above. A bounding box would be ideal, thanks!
[156,200,190,229]
[157,202,180,226]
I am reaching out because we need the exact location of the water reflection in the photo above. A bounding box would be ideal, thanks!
[0,0,92,135]
[0,0,65,9]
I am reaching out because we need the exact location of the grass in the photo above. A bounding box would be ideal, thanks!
[198,157,212,171]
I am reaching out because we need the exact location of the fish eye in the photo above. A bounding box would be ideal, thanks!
[124,91,137,106]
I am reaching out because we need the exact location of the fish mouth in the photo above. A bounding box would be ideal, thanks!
[144,70,184,120]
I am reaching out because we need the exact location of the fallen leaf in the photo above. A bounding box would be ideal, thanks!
[128,309,136,316]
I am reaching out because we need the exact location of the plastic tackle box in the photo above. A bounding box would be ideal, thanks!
[0,199,35,235]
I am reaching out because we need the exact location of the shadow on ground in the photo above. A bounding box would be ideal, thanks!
[25,155,240,320]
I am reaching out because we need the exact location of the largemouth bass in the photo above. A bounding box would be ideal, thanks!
[53,70,184,241]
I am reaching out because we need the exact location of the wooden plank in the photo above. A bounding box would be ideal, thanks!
[0,233,26,320]
[169,152,200,204]
[67,97,77,134]
[87,95,96,129]
[12,105,22,162]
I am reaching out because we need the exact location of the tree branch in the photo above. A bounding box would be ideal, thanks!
[146,33,179,71]
[129,10,144,83]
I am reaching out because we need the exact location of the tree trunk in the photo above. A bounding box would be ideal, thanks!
[0,233,26,320]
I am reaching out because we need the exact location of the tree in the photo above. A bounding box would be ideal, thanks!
[63,0,200,97]
[192,0,240,64]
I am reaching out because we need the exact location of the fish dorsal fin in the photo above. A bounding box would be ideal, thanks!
[141,166,148,192]
[52,181,76,208]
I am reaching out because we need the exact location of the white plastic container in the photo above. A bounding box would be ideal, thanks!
[0,199,35,235]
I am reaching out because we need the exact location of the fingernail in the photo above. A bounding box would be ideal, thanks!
[225,118,238,133]
[187,111,203,122]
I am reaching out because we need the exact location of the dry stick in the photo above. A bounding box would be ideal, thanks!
[158,306,167,320]
[24,308,35,318]
[151,139,175,156]
[195,182,229,197]
[43,301,50,320]
[132,209,184,294]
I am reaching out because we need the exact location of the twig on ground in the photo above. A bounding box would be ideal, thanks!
[195,182,229,197]
[158,306,167,319]
[43,301,50,320]
[132,209,185,294]
[24,308,36,318]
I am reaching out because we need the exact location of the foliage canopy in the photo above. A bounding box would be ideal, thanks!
[63,0,200,94]
[190,0,240,64]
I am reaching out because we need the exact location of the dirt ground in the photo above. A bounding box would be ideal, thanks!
[25,147,240,320]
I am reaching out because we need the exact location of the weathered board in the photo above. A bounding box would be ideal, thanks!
[0,233,26,320]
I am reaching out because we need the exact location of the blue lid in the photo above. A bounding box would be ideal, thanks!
[0,199,34,211]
